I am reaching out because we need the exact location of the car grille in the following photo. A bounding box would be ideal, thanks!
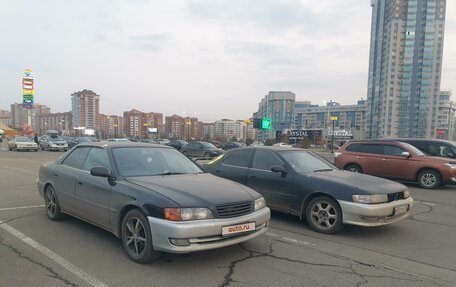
[387,192,406,202]
[216,201,253,218]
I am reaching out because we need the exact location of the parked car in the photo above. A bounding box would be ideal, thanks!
[249,141,264,147]
[223,141,243,150]
[166,140,188,151]
[157,139,170,145]
[272,142,293,148]
[68,137,100,148]
[181,141,224,158]
[39,134,69,151]
[210,141,224,149]
[8,136,38,151]
[37,142,270,263]
[140,139,158,144]
[334,140,456,189]
[202,146,413,234]
[107,138,131,142]
[386,138,456,159]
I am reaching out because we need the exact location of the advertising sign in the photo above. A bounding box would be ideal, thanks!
[22,68,34,108]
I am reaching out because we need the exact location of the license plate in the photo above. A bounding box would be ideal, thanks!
[222,222,255,236]
[394,205,408,215]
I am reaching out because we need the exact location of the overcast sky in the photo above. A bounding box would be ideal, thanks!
[1,0,455,122]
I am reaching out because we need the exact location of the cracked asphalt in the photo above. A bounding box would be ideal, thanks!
[1,149,455,287]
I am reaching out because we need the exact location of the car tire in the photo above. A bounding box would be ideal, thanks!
[345,164,362,173]
[44,185,64,221]
[306,196,343,234]
[121,209,160,264]
[417,169,441,189]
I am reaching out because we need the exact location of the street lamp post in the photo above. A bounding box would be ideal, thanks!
[330,116,338,153]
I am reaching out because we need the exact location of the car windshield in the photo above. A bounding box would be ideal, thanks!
[112,147,202,177]
[16,137,32,142]
[201,142,216,148]
[280,150,338,174]
[399,142,425,156]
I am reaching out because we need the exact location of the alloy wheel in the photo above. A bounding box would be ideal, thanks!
[309,201,337,230]
[46,187,57,216]
[421,173,437,187]
[124,217,147,257]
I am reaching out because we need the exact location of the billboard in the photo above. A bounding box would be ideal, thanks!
[22,68,34,108]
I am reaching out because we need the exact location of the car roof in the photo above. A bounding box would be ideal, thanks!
[229,146,298,152]
[382,138,454,144]
[77,142,173,149]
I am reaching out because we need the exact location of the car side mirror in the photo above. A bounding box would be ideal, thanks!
[271,165,288,175]
[90,167,112,178]
[401,151,411,158]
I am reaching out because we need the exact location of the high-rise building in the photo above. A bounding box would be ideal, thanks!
[165,115,185,139]
[366,0,446,139]
[36,112,72,135]
[435,90,456,140]
[256,91,295,140]
[0,109,12,127]
[10,103,50,131]
[71,89,100,130]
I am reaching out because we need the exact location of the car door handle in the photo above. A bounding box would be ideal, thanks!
[53,173,58,176]
[249,175,256,179]
[356,156,363,159]
[78,182,83,185]
[215,169,221,173]
[382,158,390,162]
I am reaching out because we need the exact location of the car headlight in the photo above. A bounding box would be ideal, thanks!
[352,194,388,204]
[444,163,456,169]
[254,197,266,211]
[403,190,410,198]
[164,207,214,221]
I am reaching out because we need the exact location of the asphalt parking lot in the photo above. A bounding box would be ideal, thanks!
[1,148,455,287]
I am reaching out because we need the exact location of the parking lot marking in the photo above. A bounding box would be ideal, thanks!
[419,201,436,206]
[0,220,109,287]
[265,232,313,246]
[0,205,45,212]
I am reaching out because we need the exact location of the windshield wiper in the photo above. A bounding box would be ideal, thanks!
[313,169,334,172]
[156,171,187,176]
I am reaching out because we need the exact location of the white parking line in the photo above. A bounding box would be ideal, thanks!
[418,201,436,206]
[0,220,109,287]
[265,232,315,247]
[0,205,45,212]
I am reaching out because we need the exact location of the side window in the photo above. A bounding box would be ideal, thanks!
[346,143,362,152]
[252,150,283,171]
[187,143,195,149]
[61,147,91,170]
[222,149,252,168]
[359,144,383,155]
[384,145,406,156]
[83,148,111,172]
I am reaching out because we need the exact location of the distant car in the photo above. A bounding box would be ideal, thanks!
[107,138,131,142]
[249,141,264,147]
[8,137,38,151]
[68,137,100,148]
[166,140,188,151]
[210,141,224,149]
[202,146,413,234]
[181,141,224,158]
[39,134,68,151]
[140,139,158,144]
[272,143,293,148]
[223,141,243,150]
[335,140,456,189]
[157,139,170,145]
[37,142,270,263]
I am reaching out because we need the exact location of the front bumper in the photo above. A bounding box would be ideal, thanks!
[49,145,68,151]
[148,207,270,253]
[16,145,38,150]
[338,197,413,227]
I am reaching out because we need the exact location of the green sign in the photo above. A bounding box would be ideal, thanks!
[262,118,272,130]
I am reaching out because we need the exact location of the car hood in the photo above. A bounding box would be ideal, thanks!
[304,170,407,195]
[125,173,257,207]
